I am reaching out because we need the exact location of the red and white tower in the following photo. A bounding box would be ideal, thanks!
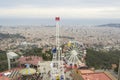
[51,17,65,80]
[56,17,60,61]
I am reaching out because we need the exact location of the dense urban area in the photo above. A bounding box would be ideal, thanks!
[0,24,120,80]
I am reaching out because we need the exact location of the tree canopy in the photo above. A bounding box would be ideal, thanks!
[86,48,120,71]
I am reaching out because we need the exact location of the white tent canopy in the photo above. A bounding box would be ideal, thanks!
[7,52,18,59]
[6,52,18,70]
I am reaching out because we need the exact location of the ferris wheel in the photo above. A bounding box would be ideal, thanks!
[63,41,86,67]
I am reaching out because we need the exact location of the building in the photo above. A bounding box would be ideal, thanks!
[71,69,117,80]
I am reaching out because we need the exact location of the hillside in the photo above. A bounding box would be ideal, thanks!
[98,23,120,28]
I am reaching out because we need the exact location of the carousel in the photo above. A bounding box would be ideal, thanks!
[19,64,37,80]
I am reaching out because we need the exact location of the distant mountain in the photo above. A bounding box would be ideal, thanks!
[44,25,55,27]
[98,23,120,28]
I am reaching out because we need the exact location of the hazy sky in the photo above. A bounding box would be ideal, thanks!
[0,0,120,25]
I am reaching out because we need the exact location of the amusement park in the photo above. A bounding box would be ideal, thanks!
[0,17,118,80]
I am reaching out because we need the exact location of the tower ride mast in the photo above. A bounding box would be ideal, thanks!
[51,17,65,80]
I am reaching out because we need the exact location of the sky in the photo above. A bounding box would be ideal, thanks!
[0,0,120,25]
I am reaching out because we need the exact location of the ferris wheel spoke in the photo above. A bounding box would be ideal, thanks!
[73,56,78,64]
[66,50,71,54]
[68,55,75,64]
[75,56,82,65]
[66,52,72,57]
[66,55,71,59]
[65,54,71,60]
[77,55,82,59]
[78,52,83,56]
[77,54,83,57]
[72,55,76,64]
[68,55,74,62]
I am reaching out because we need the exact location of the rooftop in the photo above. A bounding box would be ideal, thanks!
[18,56,43,66]
[80,70,94,74]
[0,76,9,80]
[82,72,112,80]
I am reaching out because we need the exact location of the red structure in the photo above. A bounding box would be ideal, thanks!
[55,17,60,21]
[82,72,112,80]
[0,76,9,80]
[18,56,43,66]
